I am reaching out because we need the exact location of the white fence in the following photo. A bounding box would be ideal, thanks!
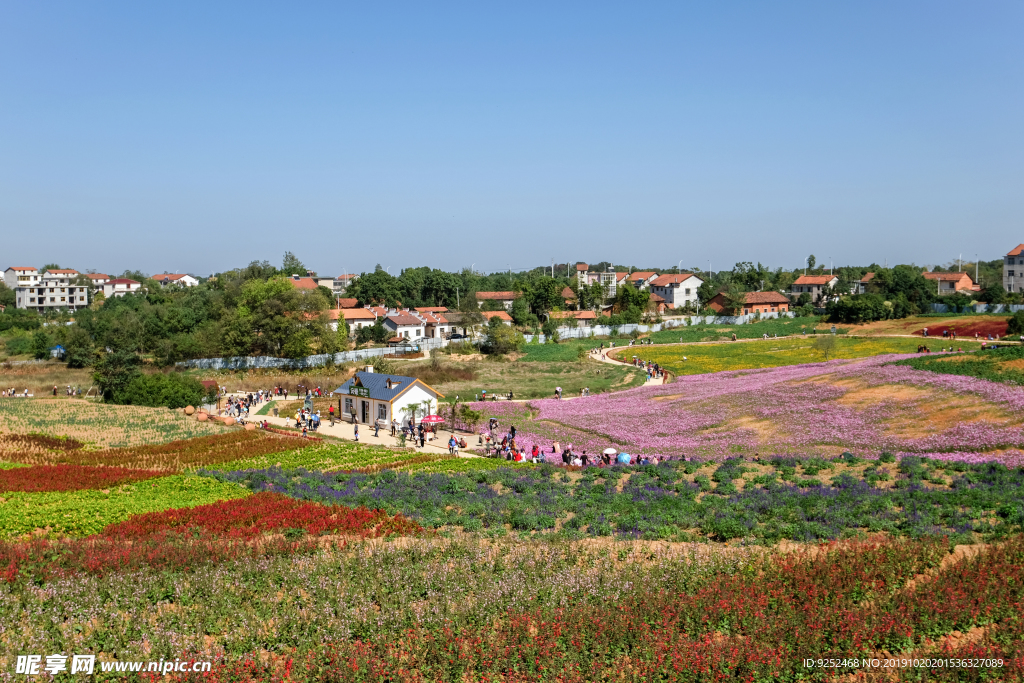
[176,338,448,371]
[523,312,796,343]
[932,304,1024,314]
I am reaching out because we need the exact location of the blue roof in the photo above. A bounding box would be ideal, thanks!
[333,372,435,402]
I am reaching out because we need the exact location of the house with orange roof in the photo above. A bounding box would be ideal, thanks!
[1004,245,1024,293]
[8,267,90,312]
[415,306,449,313]
[83,273,111,287]
[330,308,377,334]
[627,271,658,289]
[790,275,839,304]
[44,269,79,277]
[547,310,597,327]
[286,275,320,290]
[417,310,453,338]
[475,291,518,311]
[337,298,360,308]
[707,291,790,315]
[383,312,426,340]
[851,272,875,295]
[922,271,975,296]
[4,267,40,289]
[483,310,514,326]
[649,273,703,309]
[151,273,199,288]
[332,274,359,296]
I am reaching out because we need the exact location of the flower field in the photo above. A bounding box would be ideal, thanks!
[0,397,224,448]
[0,464,165,492]
[0,493,423,583]
[0,474,250,537]
[1,430,305,471]
[200,456,1024,542]
[483,355,1024,463]
[615,335,982,375]
[1,532,1022,680]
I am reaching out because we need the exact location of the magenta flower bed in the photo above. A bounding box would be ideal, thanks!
[480,355,1024,464]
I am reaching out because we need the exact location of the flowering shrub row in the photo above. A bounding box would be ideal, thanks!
[0,493,422,583]
[141,535,1024,682]
[0,464,165,492]
[202,458,1024,541]
[4,430,304,471]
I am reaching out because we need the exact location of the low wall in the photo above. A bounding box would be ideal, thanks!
[523,312,797,343]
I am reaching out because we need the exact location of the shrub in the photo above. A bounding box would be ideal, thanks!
[115,373,212,409]
[1007,310,1024,336]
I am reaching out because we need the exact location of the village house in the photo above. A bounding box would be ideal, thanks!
[336,298,360,308]
[648,273,703,309]
[12,269,90,312]
[287,275,321,290]
[415,306,449,313]
[790,275,839,303]
[1003,245,1024,293]
[101,278,142,298]
[383,312,426,340]
[648,292,667,314]
[84,273,111,288]
[851,272,875,295]
[561,286,577,308]
[707,291,790,315]
[548,310,597,327]
[483,310,514,326]
[332,274,359,296]
[3,267,40,289]
[333,369,443,426]
[627,271,658,289]
[475,291,518,311]
[332,308,377,334]
[151,273,200,288]
[417,310,453,338]
[922,271,975,295]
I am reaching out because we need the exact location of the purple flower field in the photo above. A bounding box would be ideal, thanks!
[478,355,1024,465]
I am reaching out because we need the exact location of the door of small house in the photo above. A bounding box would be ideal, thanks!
[361,400,369,423]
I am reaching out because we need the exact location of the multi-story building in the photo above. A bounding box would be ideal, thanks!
[4,267,40,289]
[13,271,89,312]
[83,273,111,288]
[1004,245,1024,293]
[333,274,359,296]
[649,273,704,309]
[790,275,839,304]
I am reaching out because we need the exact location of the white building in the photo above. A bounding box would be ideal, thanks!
[333,274,359,296]
[649,273,704,308]
[13,271,89,312]
[83,273,111,288]
[329,308,377,334]
[333,370,444,426]
[1004,245,1024,293]
[101,279,143,298]
[152,273,200,288]
[4,267,40,289]
[383,312,426,340]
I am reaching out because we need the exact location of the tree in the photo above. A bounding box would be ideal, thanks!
[31,330,51,359]
[347,270,403,307]
[93,349,142,401]
[796,292,812,307]
[979,283,1007,305]
[1007,311,1024,336]
[40,263,62,274]
[807,255,817,272]
[722,283,748,315]
[64,326,95,368]
[356,319,389,345]
[482,316,525,354]
[281,252,307,277]
[0,282,15,309]
[813,334,837,361]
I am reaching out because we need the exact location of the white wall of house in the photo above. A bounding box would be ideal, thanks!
[650,276,703,307]
[384,321,425,338]
[393,384,439,422]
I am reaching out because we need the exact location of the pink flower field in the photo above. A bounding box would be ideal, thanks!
[480,355,1024,465]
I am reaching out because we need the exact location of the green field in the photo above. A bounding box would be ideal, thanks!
[626,335,983,375]
[413,358,645,399]
[647,315,837,344]
[896,345,1024,385]
[0,475,248,537]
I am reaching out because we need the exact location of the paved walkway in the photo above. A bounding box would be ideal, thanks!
[591,345,667,385]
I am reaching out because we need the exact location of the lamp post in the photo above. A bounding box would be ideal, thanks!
[678,259,683,273]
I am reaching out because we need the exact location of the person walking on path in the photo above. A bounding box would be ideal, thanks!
[354,424,359,442]
[391,418,398,436]
[374,420,381,437]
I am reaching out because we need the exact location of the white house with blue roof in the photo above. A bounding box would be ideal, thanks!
[333,369,444,425]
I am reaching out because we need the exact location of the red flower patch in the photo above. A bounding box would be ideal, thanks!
[0,464,165,492]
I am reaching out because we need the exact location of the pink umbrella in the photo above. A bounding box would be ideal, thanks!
[420,415,444,424]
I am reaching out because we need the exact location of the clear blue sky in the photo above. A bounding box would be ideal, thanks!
[1,2,1021,277]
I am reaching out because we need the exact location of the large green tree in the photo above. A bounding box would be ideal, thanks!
[347,270,403,307]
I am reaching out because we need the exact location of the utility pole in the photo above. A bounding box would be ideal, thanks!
[551,259,554,278]
[976,254,979,285]
[958,254,962,272]
[456,288,459,309]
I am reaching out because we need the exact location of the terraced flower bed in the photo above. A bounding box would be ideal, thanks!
[0,464,165,492]
[201,456,1024,541]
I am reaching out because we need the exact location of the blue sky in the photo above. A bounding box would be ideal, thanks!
[1,2,1021,277]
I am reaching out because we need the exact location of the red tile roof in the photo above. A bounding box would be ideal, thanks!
[340,309,377,320]
[288,277,319,290]
[651,273,698,286]
[337,298,360,308]
[561,286,576,299]
[415,306,449,312]
[922,271,973,283]
[549,310,596,320]
[576,263,588,271]
[1007,244,1024,257]
[860,272,875,283]
[649,293,665,303]
[387,313,423,327]
[335,273,359,279]
[743,291,790,304]
[793,275,837,286]
[485,311,514,321]
[46,269,79,275]
[84,273,110,279]
[475,291,517,300]
[106,278,140,285]
[151,273,188,281]
[628,271,657,282]
[6,267,38,271]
